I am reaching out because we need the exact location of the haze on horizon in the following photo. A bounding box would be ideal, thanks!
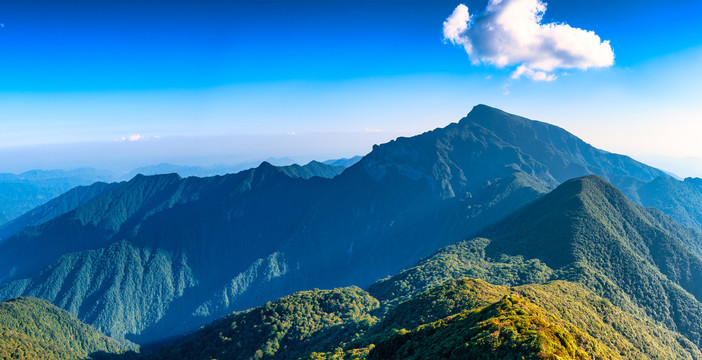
[1,0,702,178]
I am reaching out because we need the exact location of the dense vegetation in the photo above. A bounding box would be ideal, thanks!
[377,278,508,332]
[289,278,702,360]
[516,281,701,359]
[368,238,554,311]
[369,294,606,360]
[1,240,199,341]
[148,287,379,360]
[0,297,133,359]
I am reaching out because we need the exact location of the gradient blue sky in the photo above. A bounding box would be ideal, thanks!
[2,0,702,175]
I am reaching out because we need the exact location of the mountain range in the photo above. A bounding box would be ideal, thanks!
[3,105,702,359]
[0,160,349,244]
[0,159,355,237]
[119,157,359,181]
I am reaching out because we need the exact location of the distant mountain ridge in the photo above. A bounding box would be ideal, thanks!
[322,155,362,168]
[0,160,347,244]
[0,105,685,345]
[272,160,346,179]
[0,158,354,230]
[120,158,351,180]
[638,176,702,232]
[0,182,120,243]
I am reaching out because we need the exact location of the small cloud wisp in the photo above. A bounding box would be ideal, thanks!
[113,134,158,142]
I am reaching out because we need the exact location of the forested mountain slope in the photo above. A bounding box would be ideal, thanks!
[480,175,702,346]
[151,277,701,360]
[368,175,702,354]
[0,297,134,359]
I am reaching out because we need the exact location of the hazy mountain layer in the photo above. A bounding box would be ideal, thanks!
[0,168,115,227]
[322,156,363,168]
[638,176,702,233]
[121,160,347,181]
[0,181,120,242]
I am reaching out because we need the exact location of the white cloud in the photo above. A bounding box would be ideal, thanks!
[114,134,153,142]
[364,128,383,133]
[511,65,557,81]
[443,0,614,81]
[443,4,472,53]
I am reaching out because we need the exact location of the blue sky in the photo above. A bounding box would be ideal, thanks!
[2,0,702,176]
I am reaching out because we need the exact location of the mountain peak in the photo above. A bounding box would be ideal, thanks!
[481,174,635,269]
[552,174,616,198]
[548,174,635,215]
[463,103,529,124]
[462,104,552,134]
[257,160,276,169]
[468,103,509,116]
[462,105,668,188]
